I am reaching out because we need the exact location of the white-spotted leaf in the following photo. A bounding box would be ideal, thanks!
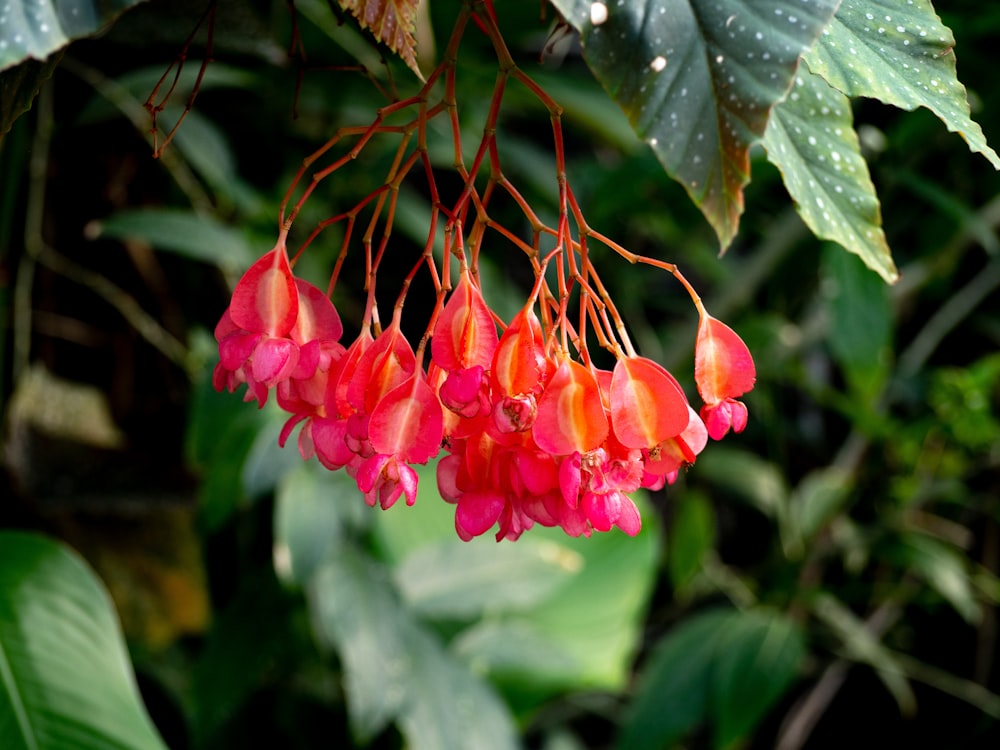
[764,68,896,281]
[0,0,145,71]
[549,0,840,249]
[805,0,1000,169]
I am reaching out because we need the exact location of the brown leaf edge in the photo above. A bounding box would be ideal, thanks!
[337,0,423,80]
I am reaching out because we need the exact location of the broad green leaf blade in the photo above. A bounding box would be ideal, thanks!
[395,538,579,620]
[619,607,806,750]
[0,54,60,135]
[88,207,256,275]
[311,543,519,749]
[617,608,730,750]
[667,491,716,590]
[273,462,366,587]
[805,0,1000,169]
[0,0,145,71]
[821,243,893,397]
[189,572,299,746]
[550,0,840,248]
[310,544,413,741]
[451,620,578,686]
[764,69,897,282]
[0,531,167,750]
[399,627,519,750]
[710,609,806,749]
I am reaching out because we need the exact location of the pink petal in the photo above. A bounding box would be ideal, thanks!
[368,373,444,464]
[456,491,505,539]
[290,278,343,344]
[533,359,609,456]
[251,337,300,386]
[230,246,299,336]
[432,269,498,371]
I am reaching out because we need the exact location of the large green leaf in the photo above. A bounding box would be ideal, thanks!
[395,538,578,620]
[550,0,840,248]
[310,543,519,749]
[709,609,806,749]
[0,54,59,136]
[804,0,1000,170]
[618,607,806,750]
[667,491,716,591]
[0,0,145,71]
[0,531,167,750]
[764,69,895,281]
[821,242,893,397]
[617,608,728,750]
[88,208,256,276]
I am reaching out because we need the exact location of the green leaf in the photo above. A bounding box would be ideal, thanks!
[273,462,363,587]
[804,0,1000,169]
[451,620,578,686]
[310,544,413,741]
[787,466,852,548]
[764,69,896,282]
[821,243,893,398]
[897,533,981,624]
[190,571,299,745]
[398,627,520,750]
[619,607,806,750]
[618,608,729,750]
[395,537,579,620]
[667,491,716,590]
[310,543,519,749]
[0,54,60,135]
[695,447,788,518]
[550,0,839,248]
[0,0,146,72]
[0,531,167,750]
[88,208,256,275]
[710,609,806,749]
[812,593,916,714]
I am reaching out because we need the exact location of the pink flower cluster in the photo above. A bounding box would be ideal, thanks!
[214,245,755,541]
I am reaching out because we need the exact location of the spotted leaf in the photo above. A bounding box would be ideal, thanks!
[804,0,999,170]
[763,69,895,282]
[549,0,839,249]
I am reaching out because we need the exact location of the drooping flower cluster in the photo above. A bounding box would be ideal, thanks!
[211,1,757,541]
[213,244,755,541]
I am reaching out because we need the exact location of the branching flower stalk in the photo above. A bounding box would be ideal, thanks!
[212,0,757,540]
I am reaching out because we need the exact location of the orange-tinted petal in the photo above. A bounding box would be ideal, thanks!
[695,315,756,404]
[533,359,609,455]
[491,306,547,396]
[432,269,498,371]
[610,356,690,448]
